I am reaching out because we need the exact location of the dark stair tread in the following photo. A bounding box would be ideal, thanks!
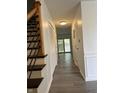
[32,15,39,18]
[27,26,37,29]
[27,46,41,50]
[27,40,40,43]
[27,30,38,33]
[30,16,39,20]
[27,25,37,27]
[27,23,39,26]
[27,78,43,88]
[28,54,48,59]
[28,21,39,25]
[27,34,40,37]
[29,19,38,22]
[28,18,37,21]
[28,64,46,71]
[27,28,39,32]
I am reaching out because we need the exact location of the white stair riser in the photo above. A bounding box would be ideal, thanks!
[27,59,45,65]
[27,89,37,93]
[28,71,41,78]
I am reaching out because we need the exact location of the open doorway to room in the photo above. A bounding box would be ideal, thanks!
[58,38,71,53]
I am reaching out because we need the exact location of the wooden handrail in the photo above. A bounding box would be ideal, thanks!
[27,7,37,21]
[27,1,41,21]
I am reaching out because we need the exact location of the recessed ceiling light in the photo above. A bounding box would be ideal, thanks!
[60,21,67,25]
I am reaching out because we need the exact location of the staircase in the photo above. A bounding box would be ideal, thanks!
[27,1,47,92]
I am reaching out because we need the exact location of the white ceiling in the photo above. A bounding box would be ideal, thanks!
[45,0,81,26]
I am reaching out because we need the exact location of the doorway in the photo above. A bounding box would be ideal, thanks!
[57,38,71,53]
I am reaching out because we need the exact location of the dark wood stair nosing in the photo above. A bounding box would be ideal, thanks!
[27,34,40,37]
[27,23,39,26]
[27,46,41,50]
[28,15,39,19]
[28,20,39,23]
[27,78,44,88]
[27,64,46,71]
[27,31,38,33]
[27,40,40,43]
[27,28,39,31]
[27,54,48,59]
[27,26,37,29]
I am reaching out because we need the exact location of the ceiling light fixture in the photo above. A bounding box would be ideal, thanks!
[59,21,67,25]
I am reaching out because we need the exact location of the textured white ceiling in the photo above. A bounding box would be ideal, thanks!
[45,0,81,26]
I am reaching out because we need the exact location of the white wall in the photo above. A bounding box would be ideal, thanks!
[81,0,97,81]
[72,0,97,81]
[36,0,58,93]
[72,3,85,79]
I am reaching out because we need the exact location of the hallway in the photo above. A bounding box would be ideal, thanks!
[49,53,97,93]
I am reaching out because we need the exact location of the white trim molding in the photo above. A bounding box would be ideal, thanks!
[84,52,97,81]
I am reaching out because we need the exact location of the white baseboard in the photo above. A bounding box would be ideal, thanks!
[73,58,86,81]
[45,76,53,93]
[86,75,97,81]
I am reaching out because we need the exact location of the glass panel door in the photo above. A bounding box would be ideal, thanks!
[58,39,64,53]
[58,38,71,53]
[64,39,71,52]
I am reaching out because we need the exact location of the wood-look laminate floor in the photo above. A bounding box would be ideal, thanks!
[49,53,97,93]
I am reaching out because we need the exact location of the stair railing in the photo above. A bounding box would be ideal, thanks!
[27,1,45,79]
[27,1,45,56]
[28,41,41,78]
[27,26,41,78]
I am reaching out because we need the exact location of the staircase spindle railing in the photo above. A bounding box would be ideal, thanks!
[27,1,45,80]
[27,32,39,63]
[27,31,38,58]
[28,41,40,78]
